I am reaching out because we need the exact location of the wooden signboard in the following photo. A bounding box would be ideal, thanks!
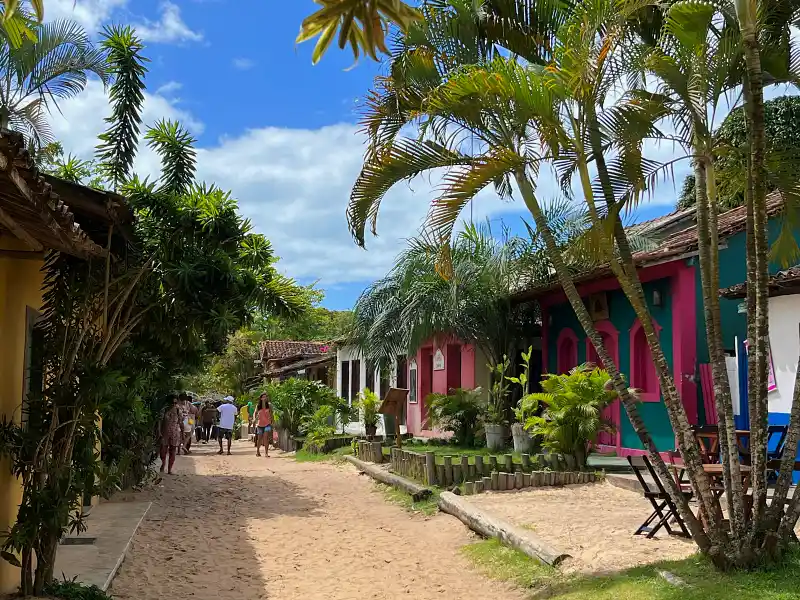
[380,387,409,448]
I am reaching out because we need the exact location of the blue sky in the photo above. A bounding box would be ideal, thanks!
[49,0,694,311]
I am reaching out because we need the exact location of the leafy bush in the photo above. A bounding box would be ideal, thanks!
[520,364,618,468]
[425,387,484,447]
[355,387,381,430]
[44,579,113,600]
[268,378,339,435]
[302,405,337,452]
[485,357,510,425]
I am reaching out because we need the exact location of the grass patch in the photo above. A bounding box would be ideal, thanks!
[462,539,800,600]
[462,538,557,590]
[294,445,353,463]
[375,482,440,516]
[382,444,526,464]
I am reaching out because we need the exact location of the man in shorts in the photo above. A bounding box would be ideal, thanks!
[217,396,237,455]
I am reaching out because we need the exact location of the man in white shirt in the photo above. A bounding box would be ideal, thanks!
[217,397,238,455]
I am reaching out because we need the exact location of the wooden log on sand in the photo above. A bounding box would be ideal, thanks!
[438,492,571,567]
[344,455,432,502]
[515,471,524,489]
[490,472,499,491]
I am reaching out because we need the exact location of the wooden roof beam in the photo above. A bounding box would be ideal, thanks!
[0,204,43,251]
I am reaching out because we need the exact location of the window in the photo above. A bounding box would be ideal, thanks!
[585,321,619,370]
[351,359,361,399]
[556,329,578,374]
[408,359,418,404]
[341,360,350,404]
[630,319,661,402]
[396,356,408,389]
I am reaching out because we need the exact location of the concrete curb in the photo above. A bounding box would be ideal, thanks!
[101,501,152,592]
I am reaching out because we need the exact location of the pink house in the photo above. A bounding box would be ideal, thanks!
[404,339,490,436]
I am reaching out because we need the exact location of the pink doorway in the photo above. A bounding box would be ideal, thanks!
[585,322,621,450]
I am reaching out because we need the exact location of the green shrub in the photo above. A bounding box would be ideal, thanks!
[44,579,113,600]
[303,405,337,452]
[268,378,338,435]
[354,387,380,430]
[521,364,619,468]
[425,387,484,447]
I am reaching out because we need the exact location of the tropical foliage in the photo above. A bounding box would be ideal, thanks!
[0,16,109,149]
[354,387,380,429]
[302,405,337,452]
[677,95,800,211]
[425,387,484,447]
[297,0,421,64]
[345,0,800,568]
[0,25,305,594]
[267,378,340,436]
[520,365,619,468]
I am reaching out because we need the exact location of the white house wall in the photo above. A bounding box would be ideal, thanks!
[767,295,800,416]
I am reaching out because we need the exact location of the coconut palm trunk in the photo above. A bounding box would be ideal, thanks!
[584,112,722,524]
[693,155,747,536]
[737,2,772,535]
[513,167,712,549]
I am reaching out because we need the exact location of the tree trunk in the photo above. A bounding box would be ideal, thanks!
[738,15,771,537]
[694,156,746,537]
[513,169,711,550]
[33,532,59,596]
[584,114,720,527]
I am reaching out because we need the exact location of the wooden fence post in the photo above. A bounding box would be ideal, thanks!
[504,454,514,473]
[521,454,531,472]
[444,456,453,487]
[425,451,436,486]
[460,456,469,482]
[474,455,484,478]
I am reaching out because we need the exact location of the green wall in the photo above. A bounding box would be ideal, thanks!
[546,278,676,451]
[695,217,800,423]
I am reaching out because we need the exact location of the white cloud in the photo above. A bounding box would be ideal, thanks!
[232,58,255,71]
[47,0,128,32]
[133,1,203,45]
[156,81,183,96]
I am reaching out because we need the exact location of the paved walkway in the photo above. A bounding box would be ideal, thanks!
[110,441,524,600]
[53,500,150,590]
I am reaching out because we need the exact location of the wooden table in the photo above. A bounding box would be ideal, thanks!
[669,463,753,527]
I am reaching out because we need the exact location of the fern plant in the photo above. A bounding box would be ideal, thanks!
[425,387,483,447]
[520,364,619,468]
[302,405,336,453]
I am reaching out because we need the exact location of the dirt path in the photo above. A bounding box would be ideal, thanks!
[110,441,523,600]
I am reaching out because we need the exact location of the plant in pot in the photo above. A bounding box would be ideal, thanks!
[507,346,536,454]
[425,387,483,447]
[521,364,619,469]
[484,357,510,450]
[356,387,380,438]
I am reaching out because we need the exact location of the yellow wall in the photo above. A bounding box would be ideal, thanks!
[0,253,44,594]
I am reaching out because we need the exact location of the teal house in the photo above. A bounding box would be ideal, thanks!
[513,193,793,457]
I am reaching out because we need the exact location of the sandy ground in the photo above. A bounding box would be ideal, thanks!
[110,441,524,600]
[468,482,697,574]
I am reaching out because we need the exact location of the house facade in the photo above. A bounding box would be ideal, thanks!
[517,193,793,457]
[336,340,495,437]
[260,340,334,385]
[0,131,130,593]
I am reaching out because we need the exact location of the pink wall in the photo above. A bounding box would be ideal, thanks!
[671,264,698,424]
[406,339,476,436]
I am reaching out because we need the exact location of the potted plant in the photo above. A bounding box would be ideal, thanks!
[520,364,619,468]
[356,387,381,438]
[507,346,536,453]
[484,357,510,450]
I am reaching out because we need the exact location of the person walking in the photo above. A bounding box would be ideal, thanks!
[159,395,182,474]
[177,393,192,454]
[217,396,237,455]
[254,393,273,457]
[185,397,200,453]
[201,401,216,443]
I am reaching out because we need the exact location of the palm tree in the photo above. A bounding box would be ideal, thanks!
[0,18,109,149]
[297,0,421,64]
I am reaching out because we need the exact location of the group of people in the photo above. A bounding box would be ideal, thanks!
[158,392,273,474]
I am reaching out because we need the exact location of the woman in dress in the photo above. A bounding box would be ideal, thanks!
[255,393,273,458]
[160,395,182,474]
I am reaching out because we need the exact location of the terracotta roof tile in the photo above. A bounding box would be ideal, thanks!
[719,265,800,299]
[259,340,332,361]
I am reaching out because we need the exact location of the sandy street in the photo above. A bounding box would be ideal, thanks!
[110,441,523,600]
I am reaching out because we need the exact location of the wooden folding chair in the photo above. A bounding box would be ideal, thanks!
[627,455,693,539]
[692,425,720,464]
[767,425,788,461]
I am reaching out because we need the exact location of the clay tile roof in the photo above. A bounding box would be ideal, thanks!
[720,265,800,300]
[512,192,786,301]
[259,340,332,362]
[0,130,105,258]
